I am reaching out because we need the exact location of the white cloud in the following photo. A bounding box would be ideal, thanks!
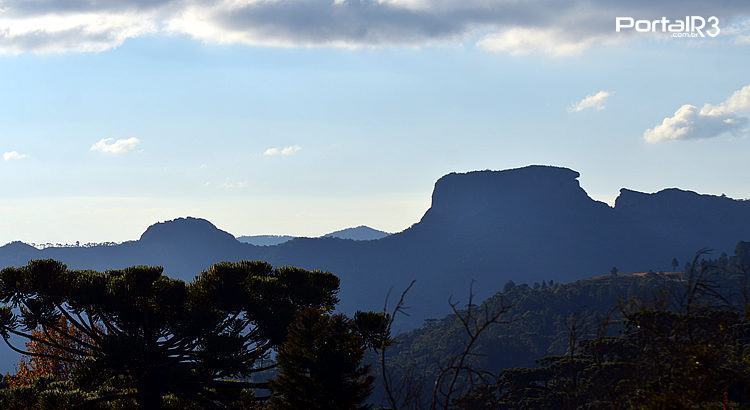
[478,28,607,57]
[0,11,158,54]
[705,84,750,116]
[644,85,750,143]
[263,145,302,157]
[568,90,612,113]
[222,180,248,189]
[3,151,29,161]
[90,137,141,155]
[724,19,750,45]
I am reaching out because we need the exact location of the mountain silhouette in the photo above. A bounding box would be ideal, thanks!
[237,226,390,245]
[139,217,236,245]
[2,165,750,330]
[323,226,391,241]
[237,235,296,246]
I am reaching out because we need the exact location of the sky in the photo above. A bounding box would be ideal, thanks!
[1,0,750,245]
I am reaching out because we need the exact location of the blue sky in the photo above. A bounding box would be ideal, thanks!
[1,1,750,244]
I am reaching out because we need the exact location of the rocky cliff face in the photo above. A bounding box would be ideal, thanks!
[614,188,750,255]
[429,166,585,212]
[415,166,609,234]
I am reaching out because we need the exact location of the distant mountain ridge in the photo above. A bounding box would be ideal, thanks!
[236,235,296,246]
[237,226,390,246]
[141,217,236,245]
[323,226,391,241]
[2,165,750,331]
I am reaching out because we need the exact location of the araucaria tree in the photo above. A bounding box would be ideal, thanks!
[0,259,382,408]
[269,309,386,409]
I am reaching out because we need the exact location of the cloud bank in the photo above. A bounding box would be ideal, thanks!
[1,0,749,55]
[91,137,141,155]
[644,84,750,143]
[568,90,611,113]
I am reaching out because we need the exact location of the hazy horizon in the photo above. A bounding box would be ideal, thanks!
[4,164,749,245]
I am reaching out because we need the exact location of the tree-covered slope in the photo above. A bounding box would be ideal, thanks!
[378,242,750,407]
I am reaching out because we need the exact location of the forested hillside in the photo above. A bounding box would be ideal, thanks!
[377,242,750,408]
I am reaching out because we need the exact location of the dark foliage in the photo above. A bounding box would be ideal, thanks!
[269,309,387,409]
[0,259,373,408]
[381,271,682,405]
